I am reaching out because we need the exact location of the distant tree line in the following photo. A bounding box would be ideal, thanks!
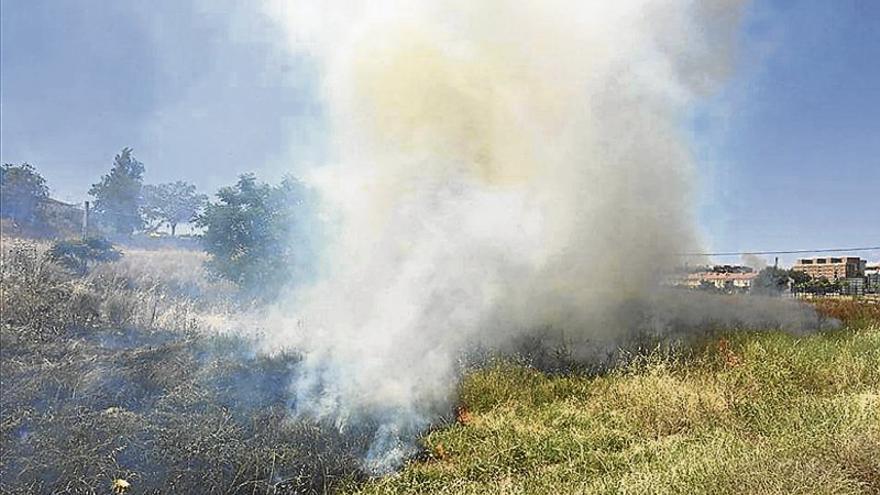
[690,266,864,297]
[84,147,208,236]
[752,266,850,296]
[2,148,315,297]
[2,149,206,238]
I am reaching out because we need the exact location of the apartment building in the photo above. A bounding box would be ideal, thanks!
[791,256,866,281]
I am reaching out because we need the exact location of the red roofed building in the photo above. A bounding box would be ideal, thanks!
[683,271,758,292]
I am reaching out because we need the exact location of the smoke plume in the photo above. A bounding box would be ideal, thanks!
[256,0,817,472]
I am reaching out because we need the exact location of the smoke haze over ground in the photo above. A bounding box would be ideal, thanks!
[252,0,823,472]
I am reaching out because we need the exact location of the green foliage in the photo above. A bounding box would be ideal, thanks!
[141,181,207,236]
[752,266,791,295]
[805,276,841,295]
[789,269,811,286]
[790,272,844,296]
[47,238,122,275]
[788,270,847,296]
[195,174,310,295]
[89,148,145,235]
[0,162,49,226]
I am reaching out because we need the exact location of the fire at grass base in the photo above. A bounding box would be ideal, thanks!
[1,239,878,494]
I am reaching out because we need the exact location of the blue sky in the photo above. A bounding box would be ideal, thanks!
[693,0,879,264]
[2,1,878,264]
[1,0,322,203]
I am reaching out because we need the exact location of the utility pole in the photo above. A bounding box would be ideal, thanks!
[82,201,90,239]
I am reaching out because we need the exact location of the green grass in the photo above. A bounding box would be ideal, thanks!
[4,237,879,493]
[351,324,880,494]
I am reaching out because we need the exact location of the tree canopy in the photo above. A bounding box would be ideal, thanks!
[142,181,207,236]
[89,148,144,235]
[195,174,312,296]
[752,267,791,295]
[0,163,49,226]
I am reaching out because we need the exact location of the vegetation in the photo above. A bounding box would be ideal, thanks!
[141,181,207,236]
[750,266,785,295]
[89,148,146,235]
[1,155,318,295]
[352,307,880,494]
[797,276,843,296]
[46,238,123,275]
[196,174,312,296]
[813,298,880,327]
[2,235,878,494]
[0,162,50,227]
[0,238,364,494]
[751,266,852,296]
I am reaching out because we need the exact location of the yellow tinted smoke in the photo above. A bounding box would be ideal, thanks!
[349,26,554,185]
[262,0,752,472]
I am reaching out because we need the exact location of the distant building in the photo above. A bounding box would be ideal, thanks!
[866,263,880,293]
[669,264,758,292]
[682,270,758,292]
[791,256,866,281]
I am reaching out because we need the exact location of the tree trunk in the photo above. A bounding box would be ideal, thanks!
[170,223,176,237]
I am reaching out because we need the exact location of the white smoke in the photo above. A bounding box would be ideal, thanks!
[741,253,769,270]
[253,0,806,472]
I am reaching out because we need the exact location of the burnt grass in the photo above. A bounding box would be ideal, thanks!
[0,241,372,494]
[1,330,379,494]
[3,239,872,494]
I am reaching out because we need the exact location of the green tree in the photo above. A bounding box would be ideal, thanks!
[89,148,144,235]
[0,163,49,226]
[752,267,791,295]
[47,238,122,275]
[142,181,207,236]
[789,269,812,294]
[808,276,838,295]
[195,174,311,295]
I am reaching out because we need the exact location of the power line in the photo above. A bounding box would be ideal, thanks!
[679,246,880,257]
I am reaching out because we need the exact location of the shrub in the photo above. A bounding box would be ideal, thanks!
[89,147,145,235]
[195,174,315,298]
[0,162,49,227]
[47,238,122,275]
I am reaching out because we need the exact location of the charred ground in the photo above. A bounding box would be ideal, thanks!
[1,239,878,494]
[0,240,371,494]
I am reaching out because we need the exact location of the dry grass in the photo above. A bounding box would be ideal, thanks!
[813,297,880,327]
[352,317,880,494]
[0,237,370,494]
[3,236,879,494]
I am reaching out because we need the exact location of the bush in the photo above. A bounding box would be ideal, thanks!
[196,174,315,298]
[47,238,122,275]
[1,162,49,227]
[89,148,145,235]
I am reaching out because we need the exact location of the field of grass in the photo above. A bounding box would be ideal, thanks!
[353,307,880,494]
[0,238,369,494]
[2,236,879,494]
